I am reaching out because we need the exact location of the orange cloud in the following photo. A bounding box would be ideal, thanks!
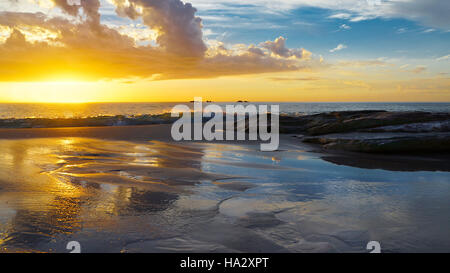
[0,0,318,82]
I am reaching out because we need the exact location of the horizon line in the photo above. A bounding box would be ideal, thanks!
[0,101,449,104]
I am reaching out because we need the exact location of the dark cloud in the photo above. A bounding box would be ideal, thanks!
[112,0,207,57]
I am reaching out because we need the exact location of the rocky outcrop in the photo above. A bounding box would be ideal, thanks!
[302,134,450,153]
[280,111,450,135]
[363,120,450,133]
[281,111,450,154]
[0,113,176,128]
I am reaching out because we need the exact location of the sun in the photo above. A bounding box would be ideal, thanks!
[0,81,101,103]
[34,82,97,103]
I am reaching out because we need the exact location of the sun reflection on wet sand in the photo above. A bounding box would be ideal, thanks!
[0,137,449,253]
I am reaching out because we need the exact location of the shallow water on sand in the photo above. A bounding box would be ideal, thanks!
[0,137,448,253]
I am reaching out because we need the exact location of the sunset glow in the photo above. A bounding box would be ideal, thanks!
[0,0,448,102]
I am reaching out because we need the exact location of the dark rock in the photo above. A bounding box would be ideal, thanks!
[283,111,450,154]
[363,120,450,133]
[279,111,450,136]
[303,134,450,153]
[0,113,177,129]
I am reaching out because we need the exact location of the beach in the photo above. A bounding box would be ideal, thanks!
[1,0,449,258]
[0,123,449,253]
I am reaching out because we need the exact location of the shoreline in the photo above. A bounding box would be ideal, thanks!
[0,126,448,253]
[0,118,449,252]
[0,124,447,172]
[0,110,448,173]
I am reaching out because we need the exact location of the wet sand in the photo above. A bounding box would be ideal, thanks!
[0,125,449,253]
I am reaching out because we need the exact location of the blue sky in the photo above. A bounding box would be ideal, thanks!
[94,0,450,72]
[195,3,450,60]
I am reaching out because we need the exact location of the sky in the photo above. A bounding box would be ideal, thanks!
[0,0,449,102]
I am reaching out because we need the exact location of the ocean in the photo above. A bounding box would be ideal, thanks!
[0,102,448,119]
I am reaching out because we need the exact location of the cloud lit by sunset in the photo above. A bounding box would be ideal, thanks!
[0,0,449,102]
